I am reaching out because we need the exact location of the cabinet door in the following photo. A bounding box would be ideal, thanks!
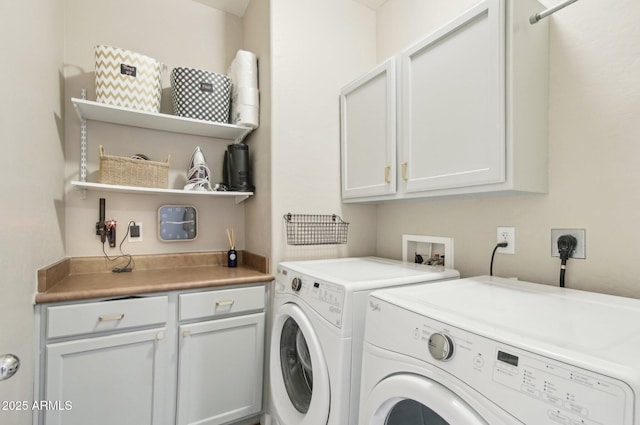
[340,57,396,199]
[44,328,168,425]
[176,312,265,425]
[400,0,505,193]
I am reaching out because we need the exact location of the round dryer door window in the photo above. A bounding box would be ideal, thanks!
[270,303,330,425]
[384,399,449,425]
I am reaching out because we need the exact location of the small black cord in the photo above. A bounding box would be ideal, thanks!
[102,220,136,273]
[557,235,577,287]
[490,242,508,276]
[559,259,567,287]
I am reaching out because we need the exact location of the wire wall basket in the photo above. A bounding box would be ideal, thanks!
[283,213,349,245]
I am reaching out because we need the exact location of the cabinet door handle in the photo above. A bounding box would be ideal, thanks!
[401,162,408,181]
[384,166,391,183]
[215,300,235,307]
[99,313,125,322]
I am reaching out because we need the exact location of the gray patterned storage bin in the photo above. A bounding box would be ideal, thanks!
[170,67,231,123]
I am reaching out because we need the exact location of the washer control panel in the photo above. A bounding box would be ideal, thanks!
[277,267,345,328]
[366,298,634,425]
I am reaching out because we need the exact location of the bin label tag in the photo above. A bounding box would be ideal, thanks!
[200,82,214,93]
[120,64,137,77]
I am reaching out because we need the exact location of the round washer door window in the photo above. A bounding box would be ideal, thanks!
[270,303,330,425]
[364,374,488,425]
[280,316,314,412]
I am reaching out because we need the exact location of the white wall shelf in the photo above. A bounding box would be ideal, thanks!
[71,97,254,203]
[71,98,252,141]
[71,181,252,204]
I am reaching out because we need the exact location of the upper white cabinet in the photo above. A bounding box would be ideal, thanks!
[340,58,396,199]
[401,1,504,192]
[341,0,548,203]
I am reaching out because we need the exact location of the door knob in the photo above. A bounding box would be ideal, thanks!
[0,354,19,381]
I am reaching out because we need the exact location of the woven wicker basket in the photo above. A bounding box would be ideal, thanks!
[98,145,170,188]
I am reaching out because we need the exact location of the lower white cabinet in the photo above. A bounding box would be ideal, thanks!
[44,328,168,425]
[176,313,265,425]
[34,284,267,425]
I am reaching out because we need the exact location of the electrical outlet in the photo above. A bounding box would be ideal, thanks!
[496,226,515,254]
[551,228,585,259]
[128,222,143,242]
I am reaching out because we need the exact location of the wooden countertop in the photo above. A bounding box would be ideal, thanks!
[36,251,273,304]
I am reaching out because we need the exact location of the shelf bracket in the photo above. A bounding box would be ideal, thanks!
[80,119,87,182]
[234,194,250,204]
[78,119,88,200]
[233,128,253,144]
[79,89,88,199]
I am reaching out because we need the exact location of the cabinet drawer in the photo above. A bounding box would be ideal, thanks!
[47,296,168,339]
[179,285,265,321]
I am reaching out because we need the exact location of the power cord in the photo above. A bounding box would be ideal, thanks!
[490,242,508,276]
[102,220,136,273]
[557,235,577,287]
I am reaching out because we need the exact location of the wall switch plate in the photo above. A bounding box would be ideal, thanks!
[496,226,515,254]
[128,222,143,242]
[551,228,585,259]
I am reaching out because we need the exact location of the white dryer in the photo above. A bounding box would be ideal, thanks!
[359,276,640,425]
[269,257,459,425]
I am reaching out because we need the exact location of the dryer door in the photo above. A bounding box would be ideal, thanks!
[362,374,489,425]
[270,302,330,425]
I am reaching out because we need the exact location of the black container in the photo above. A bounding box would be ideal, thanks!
[227,249,237,268]
[223,144,254,192]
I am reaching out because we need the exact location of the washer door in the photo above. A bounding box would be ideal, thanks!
[270,302,330,425]
[363,374,489,425]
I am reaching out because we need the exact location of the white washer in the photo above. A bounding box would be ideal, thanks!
[269,257,459,425]
[359,275,640,425]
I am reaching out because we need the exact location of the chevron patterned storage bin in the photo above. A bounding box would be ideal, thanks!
[95,45,163,113]
[170,67,231,123]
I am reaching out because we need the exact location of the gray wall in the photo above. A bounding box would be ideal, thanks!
[0,0,65,423]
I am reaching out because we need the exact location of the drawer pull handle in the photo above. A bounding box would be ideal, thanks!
[215,300,235,308]
[182,330,191,338]
[99,313,125,322]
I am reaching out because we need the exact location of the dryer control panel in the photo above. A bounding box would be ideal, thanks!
[365,297,635,425]
[277,267,345,328]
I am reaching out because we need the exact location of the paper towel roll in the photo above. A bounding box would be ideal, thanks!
[230,87,259,128]
[228,50,259,128]
[228,49,258,89]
